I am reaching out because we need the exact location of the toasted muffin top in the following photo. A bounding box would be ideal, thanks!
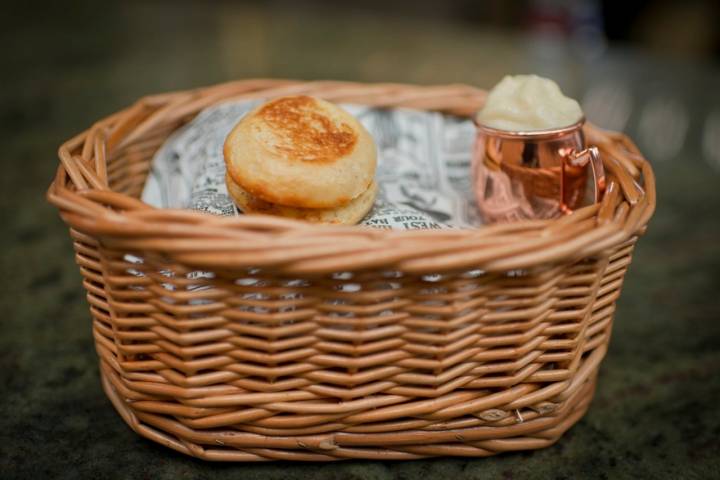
[224,95,377,209]
[254,96,357,162]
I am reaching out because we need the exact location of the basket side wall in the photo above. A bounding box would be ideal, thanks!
[67,235,637,460]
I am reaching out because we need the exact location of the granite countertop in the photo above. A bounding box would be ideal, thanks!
[2,2,719,478]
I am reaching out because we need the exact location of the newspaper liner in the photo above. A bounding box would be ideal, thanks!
[143,100,483,230]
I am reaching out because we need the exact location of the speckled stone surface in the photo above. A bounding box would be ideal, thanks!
[2,2,719,479]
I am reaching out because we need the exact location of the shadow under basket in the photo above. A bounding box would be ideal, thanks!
[48,80,655,461]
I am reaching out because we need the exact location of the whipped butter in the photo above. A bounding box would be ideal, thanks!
[476,75,583,131]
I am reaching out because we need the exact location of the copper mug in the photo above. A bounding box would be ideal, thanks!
[471,118,606,223]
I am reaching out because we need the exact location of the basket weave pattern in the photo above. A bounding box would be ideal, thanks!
[48,80,655,461]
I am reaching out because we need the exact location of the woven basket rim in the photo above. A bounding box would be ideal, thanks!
[47,79,656,275]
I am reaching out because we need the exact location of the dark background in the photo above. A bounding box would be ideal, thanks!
[2,1,719,479]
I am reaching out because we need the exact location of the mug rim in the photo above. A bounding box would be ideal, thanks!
[474,117,586,139]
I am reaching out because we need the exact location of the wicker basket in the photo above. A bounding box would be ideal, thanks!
[47,80,655,461]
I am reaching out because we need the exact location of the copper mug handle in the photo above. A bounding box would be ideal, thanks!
[563,146,606,209]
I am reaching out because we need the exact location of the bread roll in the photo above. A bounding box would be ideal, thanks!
[224,95,377,209]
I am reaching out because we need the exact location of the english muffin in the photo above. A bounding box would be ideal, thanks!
[224,95,377,209]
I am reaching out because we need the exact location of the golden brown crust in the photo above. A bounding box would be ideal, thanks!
[255,96,357,163]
